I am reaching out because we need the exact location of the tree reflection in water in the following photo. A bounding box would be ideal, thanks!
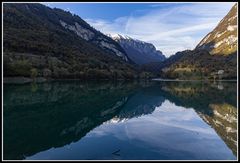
[3,80,237,160]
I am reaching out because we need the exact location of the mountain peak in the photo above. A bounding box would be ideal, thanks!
[107,33,132,40]
[107,33,166,65]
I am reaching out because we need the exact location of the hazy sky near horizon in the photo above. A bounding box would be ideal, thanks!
[43,2,235,57]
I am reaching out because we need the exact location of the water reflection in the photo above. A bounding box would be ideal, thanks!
[3,81,237,160]
[159,81,237,157]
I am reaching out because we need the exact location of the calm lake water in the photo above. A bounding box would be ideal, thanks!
[3,80,237,160]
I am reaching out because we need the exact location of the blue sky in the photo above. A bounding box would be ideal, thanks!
[43,2,235,57]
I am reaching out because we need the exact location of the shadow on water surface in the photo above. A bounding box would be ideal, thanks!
[3,80,237,160]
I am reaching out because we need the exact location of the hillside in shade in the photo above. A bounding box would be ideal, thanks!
[3,3,153,80]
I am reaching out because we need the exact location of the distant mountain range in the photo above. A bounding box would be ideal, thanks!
[108,34,166,65]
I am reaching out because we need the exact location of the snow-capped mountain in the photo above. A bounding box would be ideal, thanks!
[196,3,237,56]
[108,34,166,65]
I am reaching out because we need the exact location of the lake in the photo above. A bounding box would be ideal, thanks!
[3,80,237,160]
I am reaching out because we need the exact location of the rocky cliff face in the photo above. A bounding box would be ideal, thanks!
[196,3,237,56]
[108,34,166,65]
[58,21,129,61]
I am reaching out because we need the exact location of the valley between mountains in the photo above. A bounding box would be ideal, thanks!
[3,3,237,82]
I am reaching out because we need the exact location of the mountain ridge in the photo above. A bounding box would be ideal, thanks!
[108,33,166,65]
[195,3,237,56]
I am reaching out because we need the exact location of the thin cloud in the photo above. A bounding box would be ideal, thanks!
[85,3,235,57]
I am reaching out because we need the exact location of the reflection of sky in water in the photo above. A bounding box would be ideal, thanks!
[26,100,235,160]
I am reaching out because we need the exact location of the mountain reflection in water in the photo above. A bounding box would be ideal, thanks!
[3,80,237,160]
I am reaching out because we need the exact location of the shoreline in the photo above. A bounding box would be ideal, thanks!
[3,77,237,84]
[152,78,237,82]
[3,77,145,84]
